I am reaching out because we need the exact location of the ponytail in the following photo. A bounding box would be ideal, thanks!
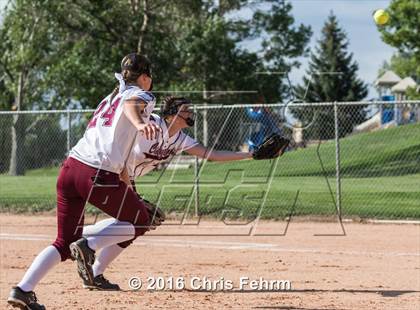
[108,85,119,104]
[109,69,138,104]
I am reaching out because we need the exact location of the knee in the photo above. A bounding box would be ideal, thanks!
[132,208,150,237]
[132,225,148,238]
[52,239,72,261]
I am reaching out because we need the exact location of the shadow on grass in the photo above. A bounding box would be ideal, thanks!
[340,144,420,178]
[275,144,420,178]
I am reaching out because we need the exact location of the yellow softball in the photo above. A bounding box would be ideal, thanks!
[373,9,390,26]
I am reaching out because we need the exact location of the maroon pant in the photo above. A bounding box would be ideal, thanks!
[52,157,149,261]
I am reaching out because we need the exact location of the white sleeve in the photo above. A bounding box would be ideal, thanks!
[176,132,199,155]
[132,90,155,104]
[126,89,156,120]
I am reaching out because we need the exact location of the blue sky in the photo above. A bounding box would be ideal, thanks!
[289,0,395,98]
[0,0,5,18]
[235,0,395,99]
[1,0,395,99]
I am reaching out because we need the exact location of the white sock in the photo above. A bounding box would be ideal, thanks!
[92,244,125,277]
[83,218,135,251]
[17,246,61,292]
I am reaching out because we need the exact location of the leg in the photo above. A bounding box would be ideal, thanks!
[68,160,150,240]
[72,182,148,288]
[82,218,135,251]
[92,244,125,278]
[16,246,61,292]
[83,219,134,277]
[67,159,150,286]
[8,246,60,309]
[8,160,83,309]
[79,219,131,290]
[86,175,150,238]
[79,220,137,290]
[52,193,86,261]
[69,209,138,286]
[92,238,134,277]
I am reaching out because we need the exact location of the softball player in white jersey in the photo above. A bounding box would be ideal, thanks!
[7,53,161,309]
[81,96,254,290]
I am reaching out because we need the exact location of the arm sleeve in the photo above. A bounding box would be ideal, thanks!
[176,132,199,155]
[131,90,156,118]
[132,90,155,105]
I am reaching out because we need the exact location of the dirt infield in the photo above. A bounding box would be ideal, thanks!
[1,214,419,309]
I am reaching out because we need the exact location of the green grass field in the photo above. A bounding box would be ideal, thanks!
[1,123,419,219]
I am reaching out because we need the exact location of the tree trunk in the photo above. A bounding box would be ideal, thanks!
[137,0,149,53]
[8,71,26,176]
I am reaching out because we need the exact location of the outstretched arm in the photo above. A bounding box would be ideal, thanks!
[185,143,252,162]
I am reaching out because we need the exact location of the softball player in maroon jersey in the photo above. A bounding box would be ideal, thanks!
[7,53,160,310]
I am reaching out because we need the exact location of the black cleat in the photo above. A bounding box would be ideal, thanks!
[7,286,45,310]
[69,238,95,286]
[83,274,121,291]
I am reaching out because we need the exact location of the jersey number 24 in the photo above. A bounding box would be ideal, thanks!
[87,97,121,129]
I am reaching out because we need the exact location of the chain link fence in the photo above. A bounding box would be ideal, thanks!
[0,101,419,219]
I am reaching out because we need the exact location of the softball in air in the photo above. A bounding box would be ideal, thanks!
[373,9,390,26]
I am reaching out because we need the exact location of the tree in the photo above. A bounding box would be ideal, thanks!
[0,0,199,175]
[43,0,311,106]
[173,0,312,147]
[251,0,312,101]
[0,0,62,175]
[293,12,368,140]
[45,0,312,149]
[378,0,420,99]
[0,73,14,173]
[1,0,313,174]
[41,0,203,107]
[25,116,67,169]
[380,0,419,59]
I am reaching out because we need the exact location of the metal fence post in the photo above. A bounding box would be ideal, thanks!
[202,88,208,147]
[67,110,71,155]
[193,104,199,217]
[334,102,342,219]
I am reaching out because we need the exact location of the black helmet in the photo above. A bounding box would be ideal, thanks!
[121,53,152,80]
[160,96,192,117]
[160,96,195,127]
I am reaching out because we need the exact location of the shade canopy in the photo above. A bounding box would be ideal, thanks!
[375,70,402,87]
[391,77,417,93]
